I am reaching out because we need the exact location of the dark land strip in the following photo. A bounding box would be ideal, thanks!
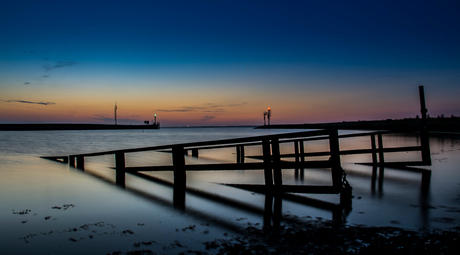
[255,117,460,133]
[0,123,158,131]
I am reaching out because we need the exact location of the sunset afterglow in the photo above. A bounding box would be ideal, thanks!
[1,1,459,126]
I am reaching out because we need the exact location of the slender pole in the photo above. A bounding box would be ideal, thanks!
[378,134,385,165]
[419,86,431,165]
[262,139,273,187]
[371,134,378,165]
[236,146,241,163]
[115,152,125,187]
[172,146,186,209]
[76,156,84,170]
[272,138,282,187]
[328,129,342,190]
[299,140,305,180]
[69,156,75,167]
[419,86,427,127]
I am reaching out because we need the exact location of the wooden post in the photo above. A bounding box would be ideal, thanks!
[191,149,199,158]
[378,134,385,165]
[115,152,125,187]
[371,134,378,165]
[172,146,186,209]
[271,138,282,188]
[294,140,299,178]
[76,156,84,170]
[294,140,299,165]
[328,129,342,190]
[419,85,428,127]
[240,145,245,164]
[69,156,75,167]
[299,140,305,180]
[299,140,305,164]
[419,86,431,165]
[236,146,241,163]
[262,139,273,187]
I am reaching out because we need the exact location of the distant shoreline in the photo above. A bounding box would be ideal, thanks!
[0,123,159,131]
[255,117,460,133]
[2,118,460,132]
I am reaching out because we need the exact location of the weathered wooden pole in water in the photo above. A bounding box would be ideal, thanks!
[262,139,273,187]
[299,140,305,180]
[371,134,378,165]
[172,146,186,209]
[69,156,75,167]
[271,138,282,188]
[115,152,125,187]
[328,129,342,191]
[377,134,385,165]
[236,146,245,164]
[76,156,84,170]
[419,85,431,165]
[191,149,199,158]
[294,140,299,177]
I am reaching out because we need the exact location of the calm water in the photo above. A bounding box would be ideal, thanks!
[1,127,460,254]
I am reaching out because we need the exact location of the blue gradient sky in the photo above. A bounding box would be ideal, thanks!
[1,0,459,126]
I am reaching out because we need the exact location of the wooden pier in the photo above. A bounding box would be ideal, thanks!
[42,127,431,209]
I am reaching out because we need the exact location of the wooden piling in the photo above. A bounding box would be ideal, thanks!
[294,140,299,166]
[377,134,385,165]
[262,139,273,187]
[76,156,84,170]
[271,139,282,187]
[172,146,186,209]
[419,86,431,165]
[328,129,342,190]
[236,146,241,163]
[371,134,378,165]
[115,152,125,187]
[69,156,75,167]
[192,149,199,158]
[299,140,305,180]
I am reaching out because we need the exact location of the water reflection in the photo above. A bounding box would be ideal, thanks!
[67,157,354,231]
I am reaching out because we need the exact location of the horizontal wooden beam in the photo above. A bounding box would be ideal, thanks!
[358,162,432,171]
[67,129,333,158]
[115,160,332,172]
[225,184,341,194]
[248,146,424,160]
[40,156,69,163]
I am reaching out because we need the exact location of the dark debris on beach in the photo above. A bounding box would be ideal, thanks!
[201,219,460,255]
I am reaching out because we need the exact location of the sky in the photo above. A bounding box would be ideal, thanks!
[1,0,459,126]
